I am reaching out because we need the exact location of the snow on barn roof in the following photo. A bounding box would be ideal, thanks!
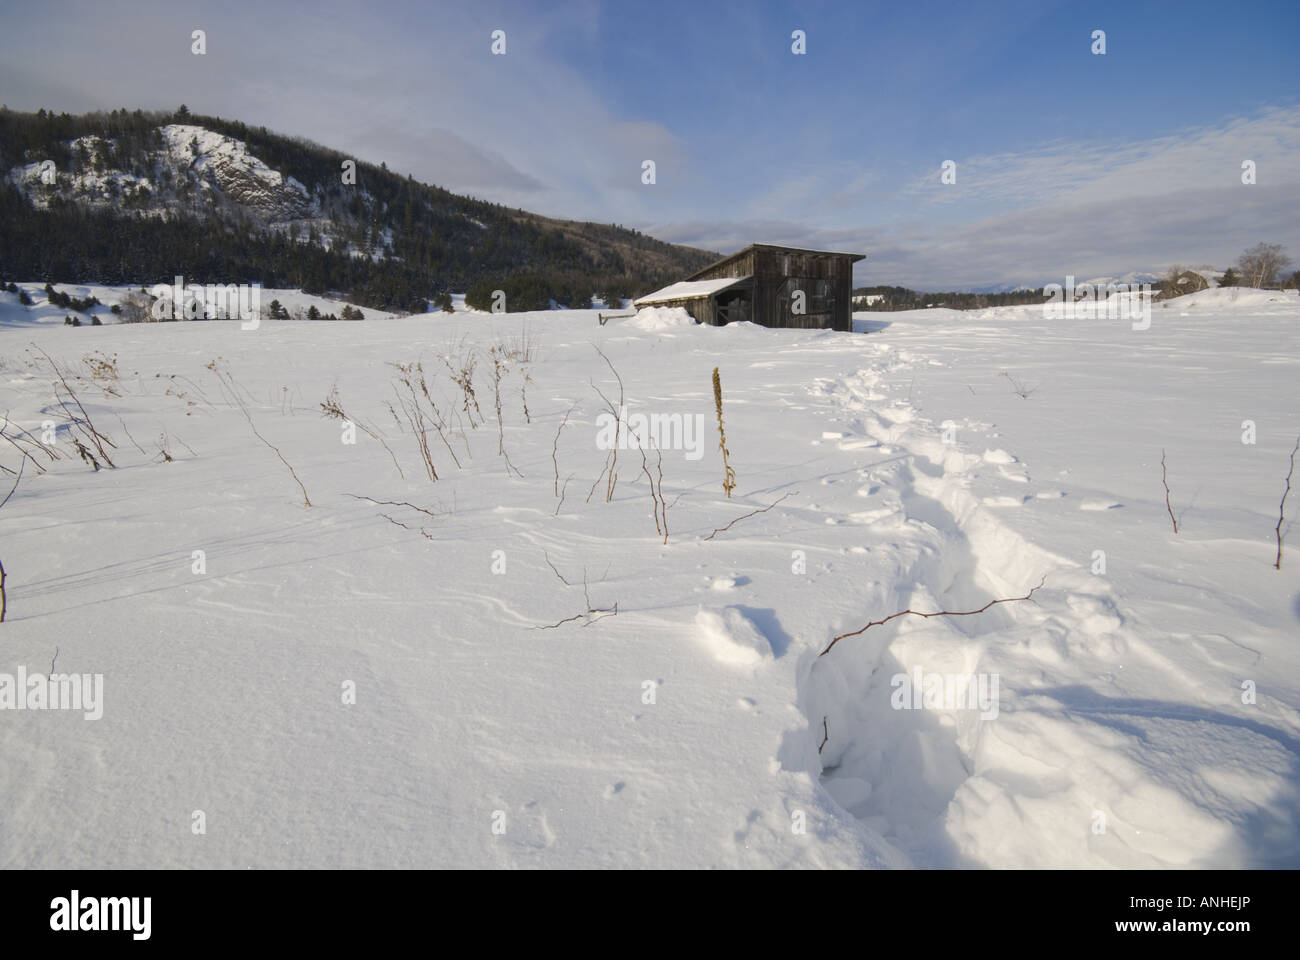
[633,275,752,306]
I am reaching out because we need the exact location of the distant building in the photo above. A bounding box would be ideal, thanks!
[634,243,865,331]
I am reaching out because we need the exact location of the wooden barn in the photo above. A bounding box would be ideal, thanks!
[633,243,865,331]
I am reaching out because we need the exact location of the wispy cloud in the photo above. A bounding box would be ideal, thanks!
[907,105,1300,210]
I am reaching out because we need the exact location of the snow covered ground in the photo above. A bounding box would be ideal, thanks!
[0,283,1297,868]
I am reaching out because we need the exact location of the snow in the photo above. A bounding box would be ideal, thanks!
[694,607,774,666]
[161,125,304,198]
[625,306,697,331]
[0,283,1298,868]
[0,284,401,328]
[633,276,750,306]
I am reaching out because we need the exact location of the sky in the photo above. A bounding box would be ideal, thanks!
[2,0,1298,290]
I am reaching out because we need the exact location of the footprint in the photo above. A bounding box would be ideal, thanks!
[982,495,1023,508]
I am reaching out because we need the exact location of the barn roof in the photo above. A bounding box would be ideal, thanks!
[686,243,865,280]
[633,275,752,306]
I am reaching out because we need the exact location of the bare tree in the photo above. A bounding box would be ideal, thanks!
[1161,264,1185,299]
[1160,265,1207,298]
[116,291,154,324]
[1237,243,1292,288]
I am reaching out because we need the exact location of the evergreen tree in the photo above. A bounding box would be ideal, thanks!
[1218,268,1239,287]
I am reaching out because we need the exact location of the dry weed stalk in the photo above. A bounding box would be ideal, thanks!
[33,344,116,468]
[552,402,577,497]
[391,361,463,479]
[487,347,522,478]
[440,339,483,428]
[1,416,60,475]
[208,359,311,506]
[713,367,736,498]
[320,384,405,479]
[587,345,624,503]
[0,459,22,622]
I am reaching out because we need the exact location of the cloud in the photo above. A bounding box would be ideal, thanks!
[396,128,546,194]
[907,105,1300,211]
[649,175,1300,290]
[0,0,687,219]
[3,2,1297,290]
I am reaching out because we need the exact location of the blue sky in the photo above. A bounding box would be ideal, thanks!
[2,0,1297,288]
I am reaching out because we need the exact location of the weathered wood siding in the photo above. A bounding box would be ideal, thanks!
[689,249,758,283]
[751,248,856,332]
[680,296,714,325]
[655,244,863,331]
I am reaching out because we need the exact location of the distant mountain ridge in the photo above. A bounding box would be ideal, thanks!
[0,107,718,312]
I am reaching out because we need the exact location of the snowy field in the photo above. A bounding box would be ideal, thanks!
[1,283,1298,868]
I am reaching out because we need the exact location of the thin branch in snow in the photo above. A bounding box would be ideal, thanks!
[703,492,796,541]
[1161,449,1178,534]
[342,493,441,519]
[552,402,576,497]
[1276,434,1299,570]
[821,576,1048,657]
[209,359,310,506]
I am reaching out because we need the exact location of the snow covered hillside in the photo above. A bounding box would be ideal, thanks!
[1,285,1297,868]
[9,125,315,225]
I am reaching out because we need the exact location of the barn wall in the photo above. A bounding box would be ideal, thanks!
[689,250,756,282]
[751,249,856,332]
[678,245,861,331]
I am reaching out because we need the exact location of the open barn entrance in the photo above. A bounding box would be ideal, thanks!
[713,280,753,325]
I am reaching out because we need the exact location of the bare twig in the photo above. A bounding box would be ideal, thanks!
[342,493,442,519]
[1000,370,1037,399]
[591,344,624,502]
[0,458,23,511]
[703,492,796,541]
[487,349,522,478]
[0,460,14,622]
[209,360,311,506]
[552,402,577,497]
[380,513,434,540]
[1276,434,1299,570]
[534,565,618,629]
[112,412,148,455]
[321,385,405,479]
[818,717,829,755]
[1161,449,1178,534]
[392,382,438,482]
[1,417,58,474]
[820,576,1047,657]
[543,550,573,586]
[32,344,116,468]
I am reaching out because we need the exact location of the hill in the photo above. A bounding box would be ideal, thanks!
[0,106,717,312]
